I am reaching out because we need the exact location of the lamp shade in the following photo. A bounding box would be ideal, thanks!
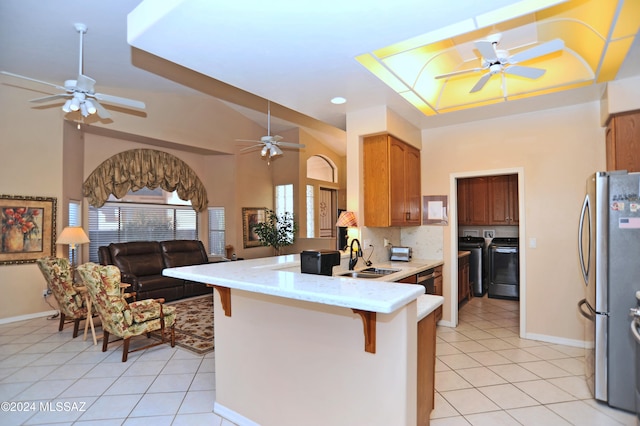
[56,226,90,247]
[336,211,358,228]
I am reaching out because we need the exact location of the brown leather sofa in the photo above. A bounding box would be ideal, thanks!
[98,240,212,302]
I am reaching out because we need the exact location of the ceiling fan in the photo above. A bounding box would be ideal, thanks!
[236,101,305,164]
[0,23,145,120]
[435,34,565,95]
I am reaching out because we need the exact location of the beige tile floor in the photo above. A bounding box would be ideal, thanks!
[433,295,637,425]
[0,295,637,425]
[0,316,236,426]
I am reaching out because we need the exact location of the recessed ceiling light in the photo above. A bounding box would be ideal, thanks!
[330,97,346,105]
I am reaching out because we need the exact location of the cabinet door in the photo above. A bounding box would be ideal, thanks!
[389,138,408,226]
[508,175,519,224]
[488,175,510,224]
[433,266,443,322]
[404,145,422,225]
[468,177,489,225]
[363,135,391,227]
[607,112,640,173]
[457,178,471,225]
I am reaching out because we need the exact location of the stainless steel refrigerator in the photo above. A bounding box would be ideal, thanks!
[578,171,640,413]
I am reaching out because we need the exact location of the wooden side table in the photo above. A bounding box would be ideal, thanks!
[76,285,97,345]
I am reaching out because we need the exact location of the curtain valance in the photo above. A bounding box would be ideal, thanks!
[83,149,208,212]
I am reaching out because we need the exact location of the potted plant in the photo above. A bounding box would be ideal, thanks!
[252,209,298,256]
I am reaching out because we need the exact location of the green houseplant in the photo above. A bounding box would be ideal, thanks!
[252,209,298,256]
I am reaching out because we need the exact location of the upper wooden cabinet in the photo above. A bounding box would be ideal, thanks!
[488,175,519,225]
[363,134,421,227]
[457,177,489,225]
[458,174,518,226]
[606,111,640,173]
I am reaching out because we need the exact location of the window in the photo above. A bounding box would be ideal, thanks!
[275,184,295,241]
[275,184,294,216]
[208,207,225,256]
[306,185,314,238]
[306,155,336,182]
[88,189,198,263]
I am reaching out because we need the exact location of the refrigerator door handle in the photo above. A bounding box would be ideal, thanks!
[578,298,596,320]
[578,194,591,286]
[630,314,640,344]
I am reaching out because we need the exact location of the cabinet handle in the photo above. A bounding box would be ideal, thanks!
[406,212,410,221]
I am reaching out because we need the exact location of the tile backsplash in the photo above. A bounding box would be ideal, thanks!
[362,225,444,263]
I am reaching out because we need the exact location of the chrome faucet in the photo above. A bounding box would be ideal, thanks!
[349,238,363,270]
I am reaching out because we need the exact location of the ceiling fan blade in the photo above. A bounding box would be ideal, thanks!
[235,139,261,144]
[92,92,146,109]
[277,142,306,149]
[29,94,70,103]
[435,67,484,79]
[505,65,546,79]
[475,40,498,60]
[92,99,112,119]
[1,70,67,91]
[509,39,564,64]
[470,73,493,93]
[239,144,264,152]
[76,74,96,92]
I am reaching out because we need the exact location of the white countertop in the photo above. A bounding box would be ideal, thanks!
[163,253,444,315]
[417,294,445,321]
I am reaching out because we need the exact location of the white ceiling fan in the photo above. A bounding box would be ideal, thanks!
[435,34,565,95]
[236,101,305,164]
[1,23,145,120]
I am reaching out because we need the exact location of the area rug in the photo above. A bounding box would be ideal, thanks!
[151,294,214,355]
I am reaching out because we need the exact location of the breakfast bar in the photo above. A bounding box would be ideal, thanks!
[164,254,443,426]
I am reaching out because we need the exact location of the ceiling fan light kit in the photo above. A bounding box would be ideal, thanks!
[236,101,305,165]
[1,23,146,122]
[435,34,565,95]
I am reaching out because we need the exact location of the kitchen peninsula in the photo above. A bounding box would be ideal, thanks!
[164,254,444,426]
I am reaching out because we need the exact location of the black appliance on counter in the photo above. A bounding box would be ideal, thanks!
[488,237,519,300]
[458,236,487,297]
[300,250,341,276]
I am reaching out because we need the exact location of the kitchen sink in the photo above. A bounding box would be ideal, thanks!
[360,267,400,275]
[337,267,400,279]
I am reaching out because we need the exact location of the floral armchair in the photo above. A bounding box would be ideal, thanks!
[77,262,177,362]
[36,257,88,338]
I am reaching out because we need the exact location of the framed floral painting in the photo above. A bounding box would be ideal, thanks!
[242,207,266,248]
[0,195,57,265]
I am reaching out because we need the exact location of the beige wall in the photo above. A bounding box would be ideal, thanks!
[346,100,606,345]
[214,289,417,425]
[0,77,344,321]
[425,101,605,344]
[0,83,66,320]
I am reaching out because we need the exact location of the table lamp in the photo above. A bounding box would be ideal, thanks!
[336,211,358,251]
[56,226,90,283]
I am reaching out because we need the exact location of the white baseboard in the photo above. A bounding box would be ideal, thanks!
[524,332,586,348]
[437,320,456,328]
[0,310,59,325]
[214,402,260,426]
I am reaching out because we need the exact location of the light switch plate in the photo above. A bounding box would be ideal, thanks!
[483,230,495,239]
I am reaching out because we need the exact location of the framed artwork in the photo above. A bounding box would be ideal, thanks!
[423,195,448,225]
[242,207,266,248]
[1,195,57,265]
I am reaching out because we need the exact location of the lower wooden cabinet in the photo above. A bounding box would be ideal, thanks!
[417,311,436,425]
[458,252,470,304]
[433,266,443,322]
